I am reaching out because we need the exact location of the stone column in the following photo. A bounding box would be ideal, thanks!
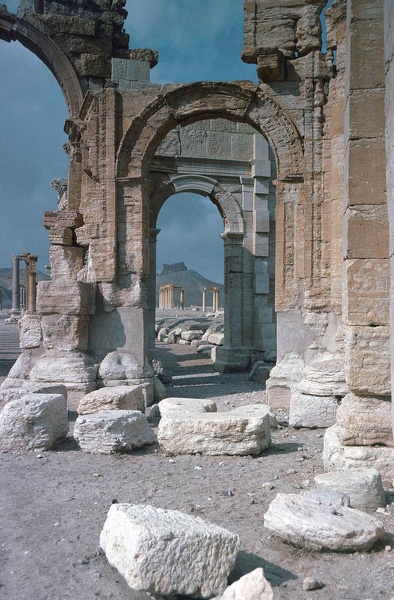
[26,254,37,313]
[202,288,207,312]
[213,287,220,312]
[148,229,160,351]
[213,233,251,372]
[20,285,26,312]
[180,288,184,309]
[11,255,20,316]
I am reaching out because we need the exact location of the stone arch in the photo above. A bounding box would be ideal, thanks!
[0,11,83,118]
[149,174,244,235]
[117,81,304,181]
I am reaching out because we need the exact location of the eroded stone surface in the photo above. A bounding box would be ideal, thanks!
[158,404,271,456]
[336,393,393,447]
[314,468,385,512]
[77,385,146,415]
[264,491,384,552]
[100,504,240,598]
[289,390,339,428]
[74,410,156,454]
[158,397,217,416]
[213,568,273,600]
[0,393,68,451]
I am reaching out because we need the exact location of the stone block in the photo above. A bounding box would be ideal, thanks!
[314,468,385,512]
[41,315,89,351]
[208,332,224,346]
[248,362,271,384]
[158,404,271,456]
[323,426,394,485]
[77,385,147,415]
[344,259,390,326]
[347,19,384,90]
[346,89,385,139]
[49,245,85,279]
[0,383,68,412]
[37,281,96,316]
[98,351,147,383]
[74,410,156,454]
[264,491,384,552]
[298,358,349,397]
[266,382,291,411]
[346,138,386,206]
[216,568,273,600]
[30,354,98,383]
[206,132,231,159]
[100,504,240,598]
[19,314,42,349]
[344,205,389,259]
[158,397,217,417]
[181,330,204,341]
[345,325,390,396]
[289,390,339,428]
[336,393,393,447]
[0,393,68,451]
[230,133,253,160]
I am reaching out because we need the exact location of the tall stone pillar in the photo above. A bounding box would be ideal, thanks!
[180,288,184,309]
[11,255,20,316]
[148,229,160,352]
[213,233,251,371]
[26,254,37,313]
[202,288,207,312]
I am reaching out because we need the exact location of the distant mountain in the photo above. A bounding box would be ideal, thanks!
[156,263,224,308]
[0,268,50,309]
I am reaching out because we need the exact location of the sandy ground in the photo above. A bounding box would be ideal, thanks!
[1,342,394,600]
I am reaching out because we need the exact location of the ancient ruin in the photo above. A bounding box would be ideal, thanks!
[1,0,394,596]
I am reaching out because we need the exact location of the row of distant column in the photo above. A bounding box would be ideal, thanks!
[11,253,38,316]
[158,284,220,312]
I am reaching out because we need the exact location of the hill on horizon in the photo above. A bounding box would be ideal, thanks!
[156,263,224,308]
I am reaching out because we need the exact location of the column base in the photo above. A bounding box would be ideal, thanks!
[212,346,252,373]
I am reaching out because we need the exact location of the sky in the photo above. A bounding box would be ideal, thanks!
[0,0,331,283]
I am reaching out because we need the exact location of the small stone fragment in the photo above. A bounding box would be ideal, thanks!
[218,567,273,599]
[303,577,324,591]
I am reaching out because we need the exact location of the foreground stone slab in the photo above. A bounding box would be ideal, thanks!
[212,568,273,600]
[0,393,68,451]
[323,426,394,484]
[158,404,271,456]
[264,490,384,552]
[0,383,67,412]
[77,385,147,415]
[100,504,240,598]
[74,410,156,454]
[314,468,385,512]
[158,397,217,416]
[289,390,338,428]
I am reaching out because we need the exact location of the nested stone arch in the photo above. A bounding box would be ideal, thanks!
[0,11,83,118]
[116,81,304,182]
[149,173,244,235]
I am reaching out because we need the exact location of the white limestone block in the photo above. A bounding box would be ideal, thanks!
[158,396,217,416]
[208,333,224,346]
[18,314,42,349]
[214,568,273,600]
[98,351,146,382]
[0,383,67,412]
[336,393,393,447]
[30,353,98,383]
[264,491,384,552]
[289,390,338,428]
[314,468,385,512]
[74,410,156,454]
[323,426,394,484]
[0,393,68,451]
[298,358,349,397]
[158,404,271,456]
[77,385,146,415]
[100,504,240,598]
[181,330,204,341]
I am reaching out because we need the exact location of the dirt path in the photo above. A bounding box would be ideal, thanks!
[0,344,394,600]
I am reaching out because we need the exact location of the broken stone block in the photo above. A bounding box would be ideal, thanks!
[289,390,339,428]
[266,352,304,410]
[248,361,271,384]
[30,353,98,383]
[181,330,204,341]
[77,385,147,415]
[37,280,96,316]
[74,410,156,454]
[314,468,385,512]
[323,426,394,485]
[0,393,68,451]
[41,314,89,352]
[214,567,273,600]
[158,396,217,417]
[153,376,166,403]
[336,393,393,446]
[158,404,271,456]
[18,314,42,349]
[98,351,150,385]
[298,358,349,397]
[99,504,240,598]
[208,332,224,346]
[264,490,384,552]
[0,383,67,412]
